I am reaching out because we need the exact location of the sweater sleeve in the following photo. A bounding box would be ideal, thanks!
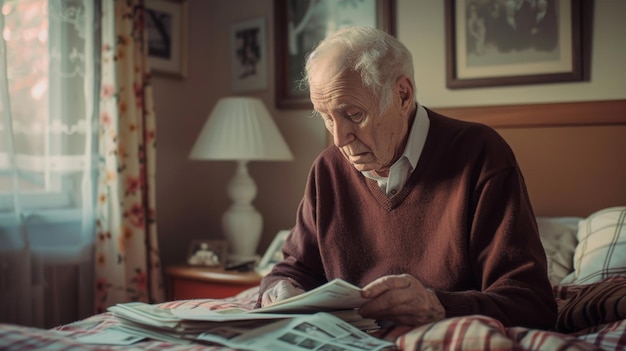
[255,153,331,307]
[434,164,557,329]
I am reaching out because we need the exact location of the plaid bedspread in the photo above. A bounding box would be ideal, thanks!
[1,279,625,351]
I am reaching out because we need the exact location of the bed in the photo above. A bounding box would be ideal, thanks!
[1,206,625,350]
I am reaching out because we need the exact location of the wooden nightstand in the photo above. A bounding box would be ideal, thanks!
[165,265,262,300]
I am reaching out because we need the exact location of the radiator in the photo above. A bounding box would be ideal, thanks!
[0,251,93,328]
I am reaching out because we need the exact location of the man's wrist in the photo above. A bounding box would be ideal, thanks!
[426,289,446,322]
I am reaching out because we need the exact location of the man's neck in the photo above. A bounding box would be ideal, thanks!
[373,103,418,178]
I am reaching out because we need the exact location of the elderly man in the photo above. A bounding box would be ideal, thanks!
[257,26,556,330]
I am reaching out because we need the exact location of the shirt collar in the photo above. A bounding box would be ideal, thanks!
[402,103,430,172]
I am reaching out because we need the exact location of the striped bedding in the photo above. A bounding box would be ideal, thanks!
[1,277,625,351]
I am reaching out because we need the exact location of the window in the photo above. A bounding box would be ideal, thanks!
[0,0,97,213]
[0,0,99,329]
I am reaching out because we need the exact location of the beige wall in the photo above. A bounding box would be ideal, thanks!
[153,0,626,273]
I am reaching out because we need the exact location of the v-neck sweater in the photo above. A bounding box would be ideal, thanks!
[259,109,557,329]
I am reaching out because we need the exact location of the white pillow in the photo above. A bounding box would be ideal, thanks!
[560,206,626,285]
[536,217,580,285]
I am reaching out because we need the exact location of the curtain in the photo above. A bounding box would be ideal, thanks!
[0,0,163,328]
[94,0,164,312]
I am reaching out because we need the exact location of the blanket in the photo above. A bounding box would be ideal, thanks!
[1,277,625,350]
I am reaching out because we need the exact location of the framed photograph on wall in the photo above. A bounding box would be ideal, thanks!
[146,0,188,78]
[230,18,268,92]
[256,230,290,276]
[445,0,591,89]
[274,0,396,109]
[187,240,228,267]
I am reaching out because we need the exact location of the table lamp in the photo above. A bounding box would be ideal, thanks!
[189,97,293,263]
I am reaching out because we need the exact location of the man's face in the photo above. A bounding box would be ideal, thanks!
[308,53,408,175]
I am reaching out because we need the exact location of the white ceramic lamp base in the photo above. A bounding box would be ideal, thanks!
[223,160,262,263]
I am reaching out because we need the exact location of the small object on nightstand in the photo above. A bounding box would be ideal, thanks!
[186,239,228,267]
[224,260,257,272]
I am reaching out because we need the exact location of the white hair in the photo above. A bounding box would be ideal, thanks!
[301,26,415,115]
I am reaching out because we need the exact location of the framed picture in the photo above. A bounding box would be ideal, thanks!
[145,0,188,78]
[256,230,290,275]
[274,0,396,109]
[230,18,268,92]
[187,239,228,267]
[445,0,591,89]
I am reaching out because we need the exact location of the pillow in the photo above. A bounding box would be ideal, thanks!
[536,217,580,286]
[560,206,626,285]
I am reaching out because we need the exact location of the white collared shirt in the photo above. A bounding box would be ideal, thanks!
[363,104,430,196]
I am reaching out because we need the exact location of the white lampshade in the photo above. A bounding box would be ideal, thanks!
[189,97,293,263]
[190,97,293,161]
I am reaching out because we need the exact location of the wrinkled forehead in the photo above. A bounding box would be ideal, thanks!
[308,67,365,102]
[307,48,348,88]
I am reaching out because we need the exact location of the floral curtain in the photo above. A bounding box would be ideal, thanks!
[95,0,164,312]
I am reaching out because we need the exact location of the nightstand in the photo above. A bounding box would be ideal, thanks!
[165,265,262,300]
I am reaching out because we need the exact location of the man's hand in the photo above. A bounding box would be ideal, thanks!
[261,280,305,307]
[359,274,445,326]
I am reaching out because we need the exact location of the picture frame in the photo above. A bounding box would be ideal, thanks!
[445,0,591,89]
[274,0,396,109]
[256,230,290,275]
[230,17,268,92]
[145,0,188,78]
[187,239,228,268]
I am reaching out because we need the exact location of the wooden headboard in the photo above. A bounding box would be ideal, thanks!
[434,100,626,129]
[435,100,626,218]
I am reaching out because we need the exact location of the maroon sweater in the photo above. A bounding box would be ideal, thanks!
[259,110,557,329]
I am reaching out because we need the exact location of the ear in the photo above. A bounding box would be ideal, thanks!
[396,76,414,113]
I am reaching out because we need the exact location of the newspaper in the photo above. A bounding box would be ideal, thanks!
[169,278,378,331]
[196,312,397,351]
[253,278,369,313]
[172,278,369,321]
[105,279,386,347]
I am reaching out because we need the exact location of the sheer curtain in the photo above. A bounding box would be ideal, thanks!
[0,0,99,328]
[0,0,163,328]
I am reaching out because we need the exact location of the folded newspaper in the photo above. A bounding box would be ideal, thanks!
[197,312,396,351]
[105,278,393,349]
[174,278,370,319]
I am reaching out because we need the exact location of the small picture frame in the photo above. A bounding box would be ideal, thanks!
[230,17,268,92]
[145,0,188,78]
[187,240,228,267]
[256,230,290,275]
